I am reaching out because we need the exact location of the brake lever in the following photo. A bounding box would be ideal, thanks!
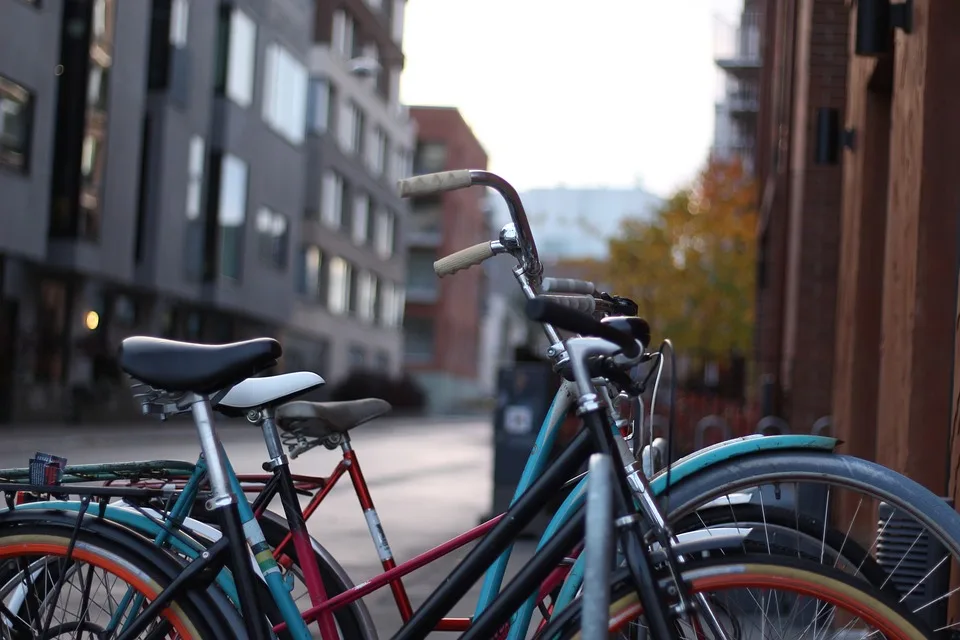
[598,292,639,317]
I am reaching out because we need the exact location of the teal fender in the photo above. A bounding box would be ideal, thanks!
[5,500,240,601]
[545,434,839,622]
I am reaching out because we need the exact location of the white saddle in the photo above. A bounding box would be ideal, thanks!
[217,371,325,413]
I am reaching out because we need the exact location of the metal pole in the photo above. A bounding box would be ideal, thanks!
[583,453,614,640]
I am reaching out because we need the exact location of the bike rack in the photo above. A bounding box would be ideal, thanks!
[582,453,614,640]
[694,415,732,450]
[811,415,832,436]
[756,415,791,436]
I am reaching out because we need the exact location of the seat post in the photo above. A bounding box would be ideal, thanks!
[188,393,236,510]
[258,408,288,469]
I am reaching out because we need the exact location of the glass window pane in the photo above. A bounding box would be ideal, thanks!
[218,154,247,226]
[226,8,256,107]
[185,135,204,219]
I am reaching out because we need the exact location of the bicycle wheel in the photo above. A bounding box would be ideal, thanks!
[541,554,933,639]
[0,514,235,638]
[658,450,960,630]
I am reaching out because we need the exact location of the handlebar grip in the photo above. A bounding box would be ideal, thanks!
[398,170,473,198]
[434,242,495,277]
[526,297,640,358]
[540,295,596,315]
[542,278,596,295]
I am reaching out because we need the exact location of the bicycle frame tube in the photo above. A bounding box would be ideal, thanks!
[472,380,576,618]
[220,451,315,640]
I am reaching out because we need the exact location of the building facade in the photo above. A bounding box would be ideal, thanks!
[285,0,414,379]
[713,0,762,173]
[0,0,412,422]
[754,0,960,502]
[403,106,489,413]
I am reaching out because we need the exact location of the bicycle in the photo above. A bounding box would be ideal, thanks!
[2,168,960,637]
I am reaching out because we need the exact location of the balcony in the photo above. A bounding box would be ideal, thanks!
[714,10,762,75]
[717,74,760,116]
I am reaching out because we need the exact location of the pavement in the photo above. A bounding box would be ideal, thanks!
[0,415,539,639]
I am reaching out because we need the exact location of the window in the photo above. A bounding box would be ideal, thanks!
[263,43,308,144]
[368,127,386,175]
[331,10,355,59]
[338,101,363,154]
[379,281,405,328]
[404,317,434,363]
[217,7,256,107]
[255,207,288,269]
[374,208,394,258]
[407,249,437,296]
[86,63,110,111]
[217,154,248,279]
[410,198,442,234]
[0,75,33,173]
[414,142,446,175]
[296,246,323,300]
[307,78,332,133]
[356,270,376,322]
[185,135,204,219]
[170,0,189,47]
[352,193,369,244]
[321,171,343,228]
[328,257,351,314]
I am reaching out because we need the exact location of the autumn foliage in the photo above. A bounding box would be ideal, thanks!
[601,156,758,361]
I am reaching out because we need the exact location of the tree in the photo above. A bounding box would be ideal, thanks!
[602,156,757,360]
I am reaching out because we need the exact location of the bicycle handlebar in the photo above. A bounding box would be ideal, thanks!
[526,297,640,358]
[434,242,496,277]
[398,170,473,197]
[398,169,541,282]
[542,278,596,295]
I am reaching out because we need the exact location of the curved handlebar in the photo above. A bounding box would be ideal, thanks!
[542,278,596,295]
[525,298,641,358]
[397,170,541,282]
[434,242,495,277]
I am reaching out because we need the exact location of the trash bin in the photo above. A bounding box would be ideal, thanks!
[489,361,559,537]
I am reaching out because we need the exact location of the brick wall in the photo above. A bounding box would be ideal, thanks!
[755,0,847,431]
[407,107,489,380]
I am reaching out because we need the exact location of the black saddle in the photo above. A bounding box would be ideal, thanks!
[118,336,282,394]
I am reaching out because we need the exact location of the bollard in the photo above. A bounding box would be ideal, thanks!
[694,415,732,450]
[582,454,614,640]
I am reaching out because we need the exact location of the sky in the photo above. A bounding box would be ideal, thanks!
[400,0,744,198]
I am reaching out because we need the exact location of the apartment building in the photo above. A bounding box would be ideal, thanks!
[0,0,411,422]
[403,107,489,413]
[713,0,762,173]
[284,0,414,379]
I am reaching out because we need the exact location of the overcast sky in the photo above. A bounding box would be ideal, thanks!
[400,0,744,198]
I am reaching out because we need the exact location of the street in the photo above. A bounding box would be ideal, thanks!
[0,415,537,638]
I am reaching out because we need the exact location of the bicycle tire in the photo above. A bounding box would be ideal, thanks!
[0,514,236,638]
[541,554,934,639]
[658,451,960,560]
[673,502,892,587]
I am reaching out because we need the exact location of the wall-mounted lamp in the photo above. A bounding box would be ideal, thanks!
[855,0,913,57]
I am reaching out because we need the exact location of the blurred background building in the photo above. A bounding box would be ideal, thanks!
[402,106,490,413]
[0,0,416,422]
[712,0,761,174]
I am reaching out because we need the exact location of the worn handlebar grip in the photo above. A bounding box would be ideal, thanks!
[434,242,495,277]
[539,295,597,315]
[542,278,596,295]
[398,170,473,198]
